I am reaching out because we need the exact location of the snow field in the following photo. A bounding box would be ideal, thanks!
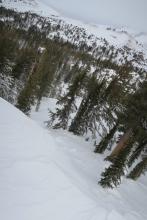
[1,97,145,220]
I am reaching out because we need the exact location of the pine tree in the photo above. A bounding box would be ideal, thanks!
[16,74,35,114]
[106,128,133,162]
[128,139,147,167]
[69,75,106,136]
[16,44,61,114]
[99,81,147,187]
[16,48,41,114]
[99,140,133,188]
[12,48,35,80]
[106,81,147,162]
[48,69,87,129]
[127,157,147,180]
[94,122,118,153]
[0,73,16,103]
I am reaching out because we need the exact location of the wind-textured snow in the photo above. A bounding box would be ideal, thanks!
[0,97,147,220]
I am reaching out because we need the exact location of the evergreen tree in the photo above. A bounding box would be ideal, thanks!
[127,157,147,180]
[107,80,147,162]
[0,73,16,103]
[34,48,55,111]
[69,75,106,136]
[12,48,35,80]
[16,50,40,114]
[16,44,63,114]
[94,122,118,153]
[99,140,133,188]
[16,73,35,114]
[128,139,147,167]
[48,69,87,129]
[106,128,133,162]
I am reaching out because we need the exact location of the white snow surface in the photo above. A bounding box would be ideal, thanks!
[1,0,59,17]
[0,97,147,220]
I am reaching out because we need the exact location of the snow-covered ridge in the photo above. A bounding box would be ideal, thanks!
[0,0,59,17]
[1,0,147,56]
[1,0,147,74]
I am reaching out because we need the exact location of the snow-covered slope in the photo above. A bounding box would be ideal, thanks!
[1,0,147,55]
[0,97,147,220]
[0,0,59,17]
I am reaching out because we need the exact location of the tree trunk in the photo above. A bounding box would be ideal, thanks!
[106,128,133,161]
[94,122,118,153]
[35,98,41,112]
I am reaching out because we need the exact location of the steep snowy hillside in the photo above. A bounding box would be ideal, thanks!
[1,0,147,57]
[0,0,59,17]
[1,0,147,142]
[0,98,147,220]
[0,0,147,204]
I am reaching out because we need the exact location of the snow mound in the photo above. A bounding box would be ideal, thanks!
[0,97,147,220]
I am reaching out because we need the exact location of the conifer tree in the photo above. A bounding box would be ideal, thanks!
[127,157,147,180]
[106,128,133,162]
[99,140,133,188]
[48,69,87,129]
[94,122,118,153]
[106,80,147,162]
[16,48,41,114]
[12,48,35,80]
[16,44,63,114]
[69,75,106,136]
[16,73,36,114]
[128,139,147,167]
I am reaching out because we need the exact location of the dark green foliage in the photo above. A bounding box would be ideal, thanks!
[48,69,87,129]
[116,80,147,164]
[94,123,118,153]
[16,91,33,114]
[16,74,35,114]
[127,157,147,180]
[69,75,106,136]
[34,48,59,110]
[99,140,133,188]
[12,48,35,79]
[16,46,59,113]
[128,140,147,167]
[99,81,147,188]
[118,81,147,134]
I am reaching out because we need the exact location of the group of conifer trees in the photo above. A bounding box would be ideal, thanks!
[49,66,147,188]
[0,8,82,113]
[1,6,147,189]
[98,81,147,187]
